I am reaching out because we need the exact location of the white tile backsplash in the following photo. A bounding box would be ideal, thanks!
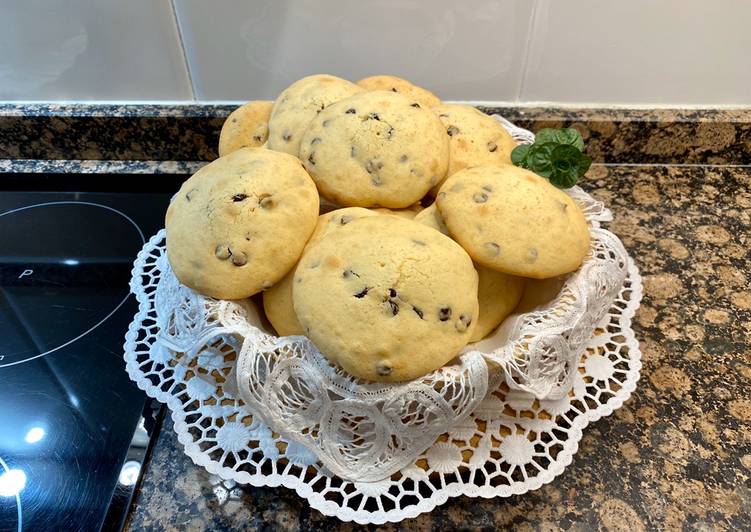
[520,0,751,105]
[0,1,749,105]
[173,0,534,102]
[0,0,191,101]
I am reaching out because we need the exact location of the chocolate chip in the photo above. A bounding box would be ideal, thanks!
[259,194,274,209]
[340,215,352,225]
[342,268,360,278]
[455,314,472,332]
[400,154,408,163]
[473,192,488,203]
[391,87,398,92]
[231,252,247,266]
[484,242,501,256]
[311,137,322,145]
[253,135,263,142]
[386,299,399,316]
[413,307,424,319]
[389,288,397,298]
[345,108,356,114]
[376,361,393,376]
[446,125,460,137]
[308,153,316,165]
[365,159,383,173]
[354,287,369,298]
[411,103,421,108]
[214,245,231,260]
[482,185,493,192]
[282,132,292,142]
[232,193,248,202]
[439,307,452,321]
[487,141,497,152]
[185,188,198,202]
[367,112,381,121]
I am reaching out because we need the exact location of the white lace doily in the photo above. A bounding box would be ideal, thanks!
[140,117,630,482]
[124,230,641,524]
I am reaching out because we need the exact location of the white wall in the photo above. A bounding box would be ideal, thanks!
[1,0,749,106]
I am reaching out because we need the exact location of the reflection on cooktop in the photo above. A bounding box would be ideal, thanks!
[0,190,173,532]
[0,202,145,368]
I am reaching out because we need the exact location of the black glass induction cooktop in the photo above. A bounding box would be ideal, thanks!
[0,175,184,532]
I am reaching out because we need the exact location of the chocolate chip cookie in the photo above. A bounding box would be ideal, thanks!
[267,74,364,156]
[299,90,449,208]
[218,100,273,156]
[435,164,591,279]
[166,148,319,299]
[293,216,478,382]
[431,103,516,191]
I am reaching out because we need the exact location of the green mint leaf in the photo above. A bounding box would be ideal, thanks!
[549,168,579,188]
[556,128,585,151]
[575,152,592,177]
[535,127,585,151]
[511,144,531,167]
[513,128,590,188]
[534,128,559,145]
[525,143,557,178]
[547,145,589,188]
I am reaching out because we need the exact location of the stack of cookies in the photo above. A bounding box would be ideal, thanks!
[166,74,591,383]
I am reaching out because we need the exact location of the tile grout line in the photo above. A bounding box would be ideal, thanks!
[169,0,196,102]
[515,0,541,102]
[593,162,751,168]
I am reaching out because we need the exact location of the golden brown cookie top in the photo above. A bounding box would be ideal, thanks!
[166,148,319,299]
[267,74,363,156]
[436,164,590,279]
[293,215,478,382]
[431,104,516,191]
[299,90,449,208]
[218,100,273,157]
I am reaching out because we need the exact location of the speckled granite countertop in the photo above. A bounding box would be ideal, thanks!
[125,163,751,531]
[3,103,748,530]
